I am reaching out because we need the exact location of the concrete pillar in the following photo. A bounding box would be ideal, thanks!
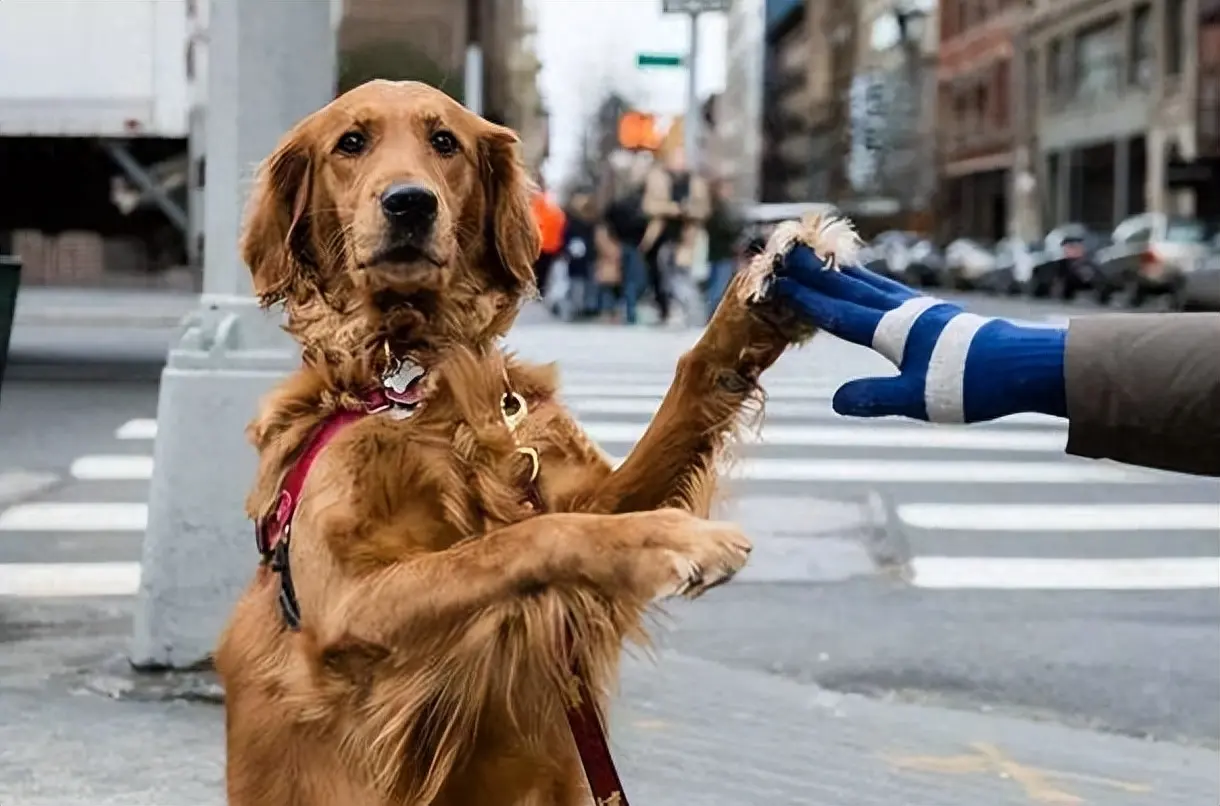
[1115,136,1131,224]
[131,0,336,669]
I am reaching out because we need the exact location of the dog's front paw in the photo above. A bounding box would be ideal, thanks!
[643,511,753,601]
[734,212,863,343]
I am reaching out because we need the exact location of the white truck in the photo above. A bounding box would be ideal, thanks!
[0,0,200,288]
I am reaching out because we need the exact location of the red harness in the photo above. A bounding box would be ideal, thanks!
[253,391,629,806]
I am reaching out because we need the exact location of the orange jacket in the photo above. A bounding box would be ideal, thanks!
[531,192,566,256]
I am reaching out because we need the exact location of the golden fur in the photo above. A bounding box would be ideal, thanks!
[216,80,830,806]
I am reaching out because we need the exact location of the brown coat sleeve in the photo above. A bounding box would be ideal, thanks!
[1065,313,1220,477]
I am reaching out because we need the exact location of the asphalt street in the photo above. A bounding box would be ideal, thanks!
[1,291,1218,769]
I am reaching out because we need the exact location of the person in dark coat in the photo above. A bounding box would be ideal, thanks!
[603,186,651,324]
[561,191,598,319]
[769,241,1220,477]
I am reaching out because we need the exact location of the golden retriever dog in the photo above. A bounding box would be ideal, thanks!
[215,79,855,806]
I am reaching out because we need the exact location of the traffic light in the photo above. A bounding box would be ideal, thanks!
[617,111,663,151]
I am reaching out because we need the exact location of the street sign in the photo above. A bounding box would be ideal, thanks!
[636,52,685,68]
[662,0,730,13]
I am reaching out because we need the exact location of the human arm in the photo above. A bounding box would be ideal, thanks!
[770,240,1220,476]
[1063,313,1220,476]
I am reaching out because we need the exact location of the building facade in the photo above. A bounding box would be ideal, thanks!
[338,0,546,173]
[937,0,1027,242]
[720,0,768,202]
[1178,0,1220,218]
[759,0,844,203]
[854,0,938,221]
[1026,0,1196,233]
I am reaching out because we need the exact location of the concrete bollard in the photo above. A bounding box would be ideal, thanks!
[130,0,335,669]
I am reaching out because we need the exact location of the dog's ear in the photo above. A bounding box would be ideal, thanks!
[479,123,541,294]
[240,128,314,306]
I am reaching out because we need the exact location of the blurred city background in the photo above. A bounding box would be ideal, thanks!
[0,0,1218,803]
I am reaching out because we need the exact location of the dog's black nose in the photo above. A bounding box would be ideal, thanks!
[380,183,438,226]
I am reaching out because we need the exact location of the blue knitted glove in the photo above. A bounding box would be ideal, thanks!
[771,244,1068,423]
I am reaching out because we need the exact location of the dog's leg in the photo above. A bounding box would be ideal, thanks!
[311,508,749,804]
[585,215,859,516]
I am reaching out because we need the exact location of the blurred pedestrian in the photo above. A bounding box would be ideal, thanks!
[603,183,650,324]
[640,143,709,326]
[771,243,1220,476]
[702,178,742,322]
[561,190,598,320]
[530,180,566,303]
[592,219,623,321]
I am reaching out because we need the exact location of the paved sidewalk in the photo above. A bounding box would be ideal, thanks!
[0,600,1215,806]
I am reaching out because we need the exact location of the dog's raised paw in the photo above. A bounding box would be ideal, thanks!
[737,212,863,304]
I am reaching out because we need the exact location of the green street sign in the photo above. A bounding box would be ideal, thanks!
[636,52,685,68]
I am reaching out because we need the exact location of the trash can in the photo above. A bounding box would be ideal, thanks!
[0,254,21,400]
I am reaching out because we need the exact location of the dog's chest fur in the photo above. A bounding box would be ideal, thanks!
[323,348,614,567]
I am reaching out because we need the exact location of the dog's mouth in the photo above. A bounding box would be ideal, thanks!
[364,241,445,270]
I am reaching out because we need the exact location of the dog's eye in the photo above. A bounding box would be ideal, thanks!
[429,130,459,156]
[335,131,367,156]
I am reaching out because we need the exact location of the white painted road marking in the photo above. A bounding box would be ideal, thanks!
[561,382,842,399]
[70,455,155,481]
[115,418,158,440]
[729,458,1144,484]
[568,397,1064,426]
[0,502,149,532]
[586,422,1067,452]
[911,556,1220,590]
[0,562,141,597]
[899,503,1220,531]
[116,406,1065,444]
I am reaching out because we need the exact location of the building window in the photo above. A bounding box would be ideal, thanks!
[1129,4,1153,87]
[1073,18,1122,100]
[1166,0,1185,76]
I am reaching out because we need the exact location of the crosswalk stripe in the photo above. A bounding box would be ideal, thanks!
[71,455,155,481]
[587,422,1067,452]
[899,503,1220,531]
[690,458,1142,484]
[115,418,158,440]
[56,454,1127,485]
[114,411,1067,448]
[559,382,842,399]
[910,556,1220,590]
[567,397,1064,426]
[0,502,148,532]
[0,561,141,597]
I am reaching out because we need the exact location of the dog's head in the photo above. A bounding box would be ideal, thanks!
[241,80,540,369]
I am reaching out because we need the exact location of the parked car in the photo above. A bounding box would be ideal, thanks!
[866,231,915,280]
[943,238,997,290]
[1093,213,1213,306]
[1028,223,1106,300]
[1172,233,1220,311]
[979,237,1041,295]
[905,237,945,287]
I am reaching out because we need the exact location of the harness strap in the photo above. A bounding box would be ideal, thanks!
[252,391,629,805]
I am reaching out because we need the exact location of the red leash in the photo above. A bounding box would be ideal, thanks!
[254,395,629,805]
